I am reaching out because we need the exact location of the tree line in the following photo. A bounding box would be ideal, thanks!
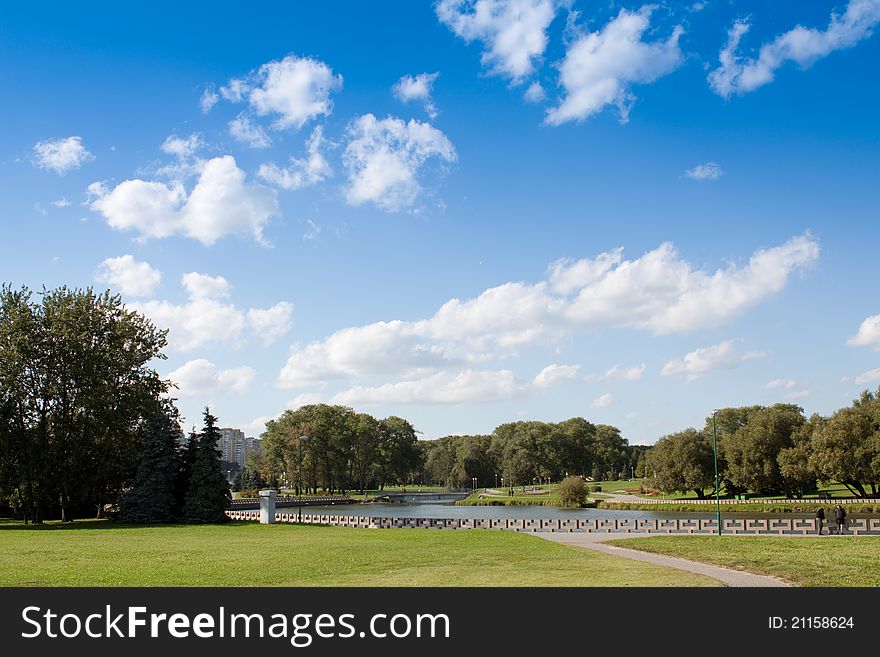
[246,408,643,494]
[252,404,422,494]
[420,419,644,489]
[0,286,229,523]
[646,393,880,498]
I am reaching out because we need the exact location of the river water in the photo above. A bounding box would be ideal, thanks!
[297,502,811,520]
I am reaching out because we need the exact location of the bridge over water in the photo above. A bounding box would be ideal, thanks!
[378,491,470,504]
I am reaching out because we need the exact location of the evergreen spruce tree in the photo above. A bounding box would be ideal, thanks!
[183,408,231,523]
[118,401,181,523]
[174,428,199,518]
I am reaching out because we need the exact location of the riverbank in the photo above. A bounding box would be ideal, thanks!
[597,501,880,514]
[0,519,715,587]
[455,496,596,508]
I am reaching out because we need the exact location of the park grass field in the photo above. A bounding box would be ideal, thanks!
[0,519,718,587]
[608,535,880,587]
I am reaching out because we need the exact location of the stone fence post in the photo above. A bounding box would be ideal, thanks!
[259,489,277,524]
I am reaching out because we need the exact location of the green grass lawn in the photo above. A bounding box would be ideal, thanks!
[0,519,717,587]
[607,535,880,587]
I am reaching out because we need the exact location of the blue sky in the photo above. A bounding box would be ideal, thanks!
[2,0,879,442]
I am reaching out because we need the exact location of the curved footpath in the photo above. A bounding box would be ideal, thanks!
[535,532,792,587]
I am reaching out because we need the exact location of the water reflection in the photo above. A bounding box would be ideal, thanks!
[298,502,817,521]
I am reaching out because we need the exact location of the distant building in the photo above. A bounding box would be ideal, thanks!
[217,427,261,468]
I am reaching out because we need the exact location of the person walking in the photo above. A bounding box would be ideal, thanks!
[835,504,847,535]
[815,507,826,535]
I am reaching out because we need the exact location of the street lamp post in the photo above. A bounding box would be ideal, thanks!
[711,414,721,537]
[298,435,309,523]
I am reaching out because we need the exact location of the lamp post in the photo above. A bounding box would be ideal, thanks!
[711,414,721,537]
[298,435,309,523]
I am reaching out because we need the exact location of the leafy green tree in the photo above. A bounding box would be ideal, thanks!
[557,475,587,507]
[350,413,380,493]
[722,404,805,495]
[809,389,880,497]
[183,409,230,523]
[646,429,715,498]
[778,414,822,497]
[0,285,167,522]
[452,435,495,488]
[424,437,457,487]
[378,416,421,489]
[118,401,180,523]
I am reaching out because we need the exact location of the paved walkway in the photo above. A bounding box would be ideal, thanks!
[535,532,792,587]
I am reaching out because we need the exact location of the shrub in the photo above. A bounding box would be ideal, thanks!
[558,476,588,508]
[590,485,603,493]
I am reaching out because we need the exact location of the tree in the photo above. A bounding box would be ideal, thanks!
[0,285,168,522]
[722,404,805,495]
[118,401,180,523]
[557,476,587,508]
[350,413,380,493]
[646,429,715,498]
[778,414,822,497]
[809,389,880,497]
[183,408,230,523]
[378,416,421,489]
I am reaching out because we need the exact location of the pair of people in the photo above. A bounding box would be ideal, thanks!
[815,505,846,534]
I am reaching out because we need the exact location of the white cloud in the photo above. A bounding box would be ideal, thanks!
[709,1,880,97]
[89,155,279,245]
[167,359,255,397]
[228,114,272,148]
[50,198,72,208]
[258,127,331,190]
[133,275,292,351]
[684,162,723,181]
[95,255,162,297]
[247,302,295,347]
[342,114,456,211]
[332,369,526,406]
[246,415,275,433]
[561,233,819,334]
[785,389,812,400]
[765,378,796,390]
[33,136,94,174]
[303,219,321,241]
[161,133,203,159]
[278,234,818,389]
[548,248,623,295]
[278,320,449,388]
[533,363,580,389]
[848,314,880,350]
[393,72,440,118]
[523,81,546,103]
[592,393,614,408]
[545,7,683,125]
[221,54,343,130]
[137,298,246,351]
[200,87,219,113]
[602,363,645,381]
[854,367,880,385]
[181,272,231,300]
[661,340,765,380]
[287,393,324,409]
[436,0,559,83]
